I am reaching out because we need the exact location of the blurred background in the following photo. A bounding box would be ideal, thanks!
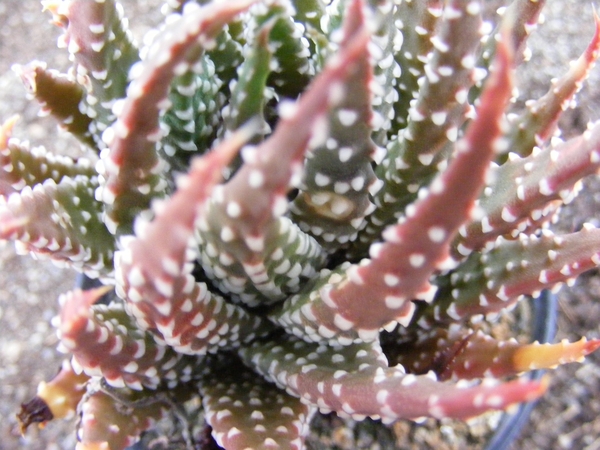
[0,1,599,449]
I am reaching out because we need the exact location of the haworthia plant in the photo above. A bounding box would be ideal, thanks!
[5,0,600,448]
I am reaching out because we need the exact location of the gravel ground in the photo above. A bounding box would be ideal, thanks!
[0,1,599,449]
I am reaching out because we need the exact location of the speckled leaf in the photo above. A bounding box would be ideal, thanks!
[455,120,600,257]
[98,0,257,236]
[206,23,245,88]
[272,38,513,345]
[59,288,207,390]
[389,0,443,133]
[160,56,224,171]
[220,5,275,175]
[51,0,139,140]
[13,62,95,147]
[289,0,331,73]
[290,0,378,252]
[162,1,245,86]
[353,0,484,256]
[0,175,114,277]
[0,117,96,193]
[75,387,169,450]
[290,0,326,32]
[428,226,600,324]
[257,1,314,99]
[368,1,403,147]
[239,333,548,422]
[498,13,600,163]
[116,127,273,354]
[200,352,314,450]
[196,21,371,306]
[474,0,546,84]
[224,17,272,134]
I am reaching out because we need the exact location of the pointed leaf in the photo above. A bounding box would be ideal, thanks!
[368,1,404,147]
[290,0,378,252]
[116,127,273,353]
[0,175,114,277]
[59,288,207,390]
[272,38,513,344]
[389,0,443,133]
[429,226,600,323]
[13,62,95,147]
[56,0,139,135]
[499,12,600,161]
[18,359,89,433]
[196,21,372,306]
[0,117,95,192]
[475,0,546,78]
[455,120,600,256]
[98,0,257,235]
[388,327,600,380]
[239,334,548,422]
[353,0,484,256]
[259,2,314,99]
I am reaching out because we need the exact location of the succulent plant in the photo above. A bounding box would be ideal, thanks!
[6,0,600,448]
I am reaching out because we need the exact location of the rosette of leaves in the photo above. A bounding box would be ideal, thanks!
[5,0,600,448]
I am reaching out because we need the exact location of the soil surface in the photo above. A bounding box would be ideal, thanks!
[0,1,599,449]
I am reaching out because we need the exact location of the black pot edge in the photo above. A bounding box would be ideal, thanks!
[484,290,558,450]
